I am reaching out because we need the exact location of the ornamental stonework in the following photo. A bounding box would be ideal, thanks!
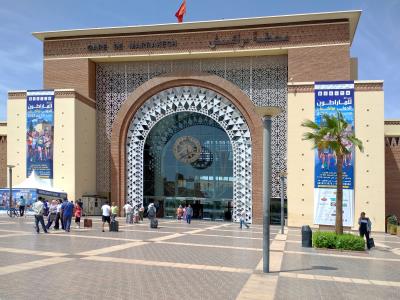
[44,22,349,58]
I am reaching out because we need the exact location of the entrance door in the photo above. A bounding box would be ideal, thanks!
[143,112,233,221]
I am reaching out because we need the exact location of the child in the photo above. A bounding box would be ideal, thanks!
[74,202,82,229]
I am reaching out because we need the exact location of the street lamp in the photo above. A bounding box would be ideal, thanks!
[255,106,282,273]
[279,171,287,234]
[7,165,15,209]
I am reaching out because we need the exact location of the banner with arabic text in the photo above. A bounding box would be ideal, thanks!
[26,90,54,179]
[313,81,354,226]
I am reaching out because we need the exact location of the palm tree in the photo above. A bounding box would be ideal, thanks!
[302,112,363,234]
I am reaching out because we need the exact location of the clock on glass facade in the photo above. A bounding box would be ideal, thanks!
[173,136,201,164]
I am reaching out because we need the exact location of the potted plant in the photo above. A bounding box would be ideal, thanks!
[387,215,398,235]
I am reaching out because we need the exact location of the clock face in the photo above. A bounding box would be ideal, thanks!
[191,147,214,170]
[173,136,202,164]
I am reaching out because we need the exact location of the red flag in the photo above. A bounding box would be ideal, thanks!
[175,0,186,23]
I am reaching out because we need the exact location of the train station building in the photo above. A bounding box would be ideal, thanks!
[2,10,396,231]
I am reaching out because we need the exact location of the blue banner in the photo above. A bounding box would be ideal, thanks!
[26,90,54,178]
[314,81,355,189]
[313,81,355,226]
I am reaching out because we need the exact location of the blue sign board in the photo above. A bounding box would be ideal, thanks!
[26,90,54,178]
[314,81,355,189]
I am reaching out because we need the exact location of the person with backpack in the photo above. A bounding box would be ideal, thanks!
[147,203,157,228]
[358,212,373,249]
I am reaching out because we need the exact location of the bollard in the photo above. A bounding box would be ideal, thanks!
[301,225,312,247]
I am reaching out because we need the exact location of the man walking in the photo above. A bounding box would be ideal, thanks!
[186,204,193,224]
[18,196,26,217]
[123,202,133,224]
[61,199,74,232]
[32,198,48,234]
[101,201,111,232]
[239,210,250,229]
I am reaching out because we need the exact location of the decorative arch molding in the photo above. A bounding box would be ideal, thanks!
[127,86,251,222]
[110,72,264,223]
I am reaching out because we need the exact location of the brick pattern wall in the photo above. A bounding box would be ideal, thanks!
[385,136,400,218]
[0,136,6,187]
[44,58,96,99]
[43,22,349,59]
[42,21,351,100]
[288,45,350,82]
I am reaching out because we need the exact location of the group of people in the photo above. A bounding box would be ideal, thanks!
[122,202,145,224]
[176,204,194,224]
[32,197,82,233]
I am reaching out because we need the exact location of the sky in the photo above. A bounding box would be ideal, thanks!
[0,0,399,121]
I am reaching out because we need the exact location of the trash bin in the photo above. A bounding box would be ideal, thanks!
[301,225,312,247]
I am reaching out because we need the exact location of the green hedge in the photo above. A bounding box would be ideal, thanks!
[312,231,365,251]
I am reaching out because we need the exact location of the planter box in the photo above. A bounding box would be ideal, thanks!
[389,224,397,235]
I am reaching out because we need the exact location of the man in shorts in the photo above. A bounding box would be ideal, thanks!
[101,201,111,232]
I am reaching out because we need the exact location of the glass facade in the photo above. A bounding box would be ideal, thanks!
[143,112,233,220]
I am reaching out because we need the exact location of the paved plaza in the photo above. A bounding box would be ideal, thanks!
[0,215,399,299]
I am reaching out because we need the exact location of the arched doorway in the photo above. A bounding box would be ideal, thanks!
[126,86,252,222]
[143,112,233,220]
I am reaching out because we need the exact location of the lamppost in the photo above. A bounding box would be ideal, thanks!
[255,107,282,273]
[7,165,15,209]
[279,171,287,234]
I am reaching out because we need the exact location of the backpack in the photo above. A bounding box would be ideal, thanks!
[147,206,156,218]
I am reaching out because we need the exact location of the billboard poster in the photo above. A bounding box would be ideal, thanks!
[26,90,54,179]
[0,189,36,210]
[313,81,355,226]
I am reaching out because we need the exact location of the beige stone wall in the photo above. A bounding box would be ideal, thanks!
[354,90,385,232]
[385,122,400,136]
[74,99,96,199]
[7,90,96,201]
[6,98,26,185]
[287,83,385,232]
[53,96,76,197]
[287,90,315,228]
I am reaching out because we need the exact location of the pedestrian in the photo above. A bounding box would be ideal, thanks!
[358,212,372,249]
[42,198,49,217]
[147,203,157,228]
[32,198,48,234]
[239,210,250,229]
[111,202,119,222]
[183,205,187,222]
[46,199,58,230]
[147,203,156,219]
[54,199,62,230]
[139,205,144,221]
[18,196,26,217]
[61,199,74,232]
[186,204,193,224]
[177,205,183,221]
[101,201,111,232]
[133,206,140,223]
[123,202,133,224]
[74,201,82,229]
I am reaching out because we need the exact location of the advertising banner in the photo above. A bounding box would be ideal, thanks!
[313,81,355,226]
[26,90,54,179]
